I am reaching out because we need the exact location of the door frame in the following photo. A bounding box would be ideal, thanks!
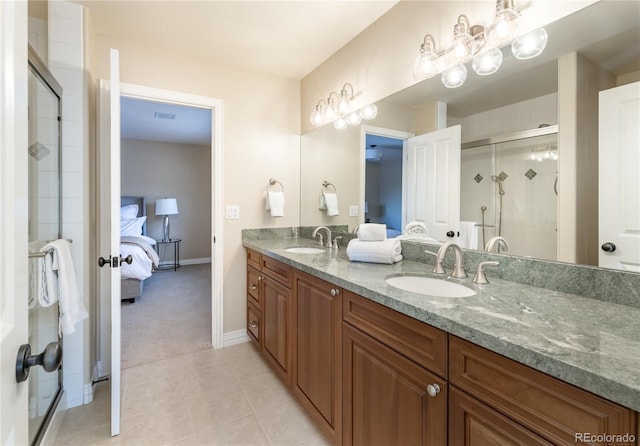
[97,82,224,373]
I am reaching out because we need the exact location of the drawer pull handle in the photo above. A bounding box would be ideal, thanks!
[330,288,340,297]
[249,283,257,290]
[249,321,258,329]
[427,383,440,397]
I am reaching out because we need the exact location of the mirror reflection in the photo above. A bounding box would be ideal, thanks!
[300,1,640,268]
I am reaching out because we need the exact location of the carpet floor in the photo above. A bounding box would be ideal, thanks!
[121,263,212,369]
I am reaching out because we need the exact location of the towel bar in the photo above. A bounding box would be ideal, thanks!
[28,239,73,258]
[267,178,284,192]
[321,180,336,192]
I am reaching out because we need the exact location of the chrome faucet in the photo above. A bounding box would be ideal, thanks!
[312,226,332,248]
[434,242,467,278]
[472,261,500,284]
[485,236,509,253]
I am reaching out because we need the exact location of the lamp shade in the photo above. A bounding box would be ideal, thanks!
[155,198,179,215]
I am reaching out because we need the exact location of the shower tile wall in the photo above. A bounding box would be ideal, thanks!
[450,93,558,142]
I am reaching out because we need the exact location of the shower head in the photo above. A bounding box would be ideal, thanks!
[491,175,505,195]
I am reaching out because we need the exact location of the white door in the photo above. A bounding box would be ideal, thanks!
[403,125,461,241]
[0,1,29,444]
[97,49,122,436]
[599,81,640,271]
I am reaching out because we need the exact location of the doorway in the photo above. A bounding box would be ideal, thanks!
[97,83,224,379]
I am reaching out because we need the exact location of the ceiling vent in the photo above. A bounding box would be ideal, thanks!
[154,112,176,120]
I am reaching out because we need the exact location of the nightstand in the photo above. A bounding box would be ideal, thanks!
[155,239,181,271]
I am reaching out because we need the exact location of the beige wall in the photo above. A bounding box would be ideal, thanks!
[300,0,596,134]
[121,138,211,261]
[93,34,300,334]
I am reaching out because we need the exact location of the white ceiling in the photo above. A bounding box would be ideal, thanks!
[77,0,399,146]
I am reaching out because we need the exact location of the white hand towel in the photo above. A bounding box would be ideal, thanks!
[39,250,59,307]
[41,240,89,336]
[322,192,339,216]
[266,191,285,217]
[346,239,402,264]
[457,221,479,250]
[357,223,387,241]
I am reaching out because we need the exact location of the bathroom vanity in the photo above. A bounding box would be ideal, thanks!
[244,237,639,445]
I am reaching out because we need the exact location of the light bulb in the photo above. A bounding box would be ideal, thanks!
[310,103,324,126]
[490,3,520,45]
[530,152,537,161]
[323,102,337,121]
[333,117,348,130]
[512,28,548,60]
[472,47,503,75]
[359,103,378,120]
[337,95,349,115]
[441,64,467,89]
[414,53,439,79]
[449,17,475,64]
[345,111,362,126]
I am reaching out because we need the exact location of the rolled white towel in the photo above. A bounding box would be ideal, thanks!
[346,239,402,264]
[357,223,387,241]
[266,190,285,217]
[321,192,339,216]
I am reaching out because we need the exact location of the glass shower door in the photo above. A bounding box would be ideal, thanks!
[27,47,63,446]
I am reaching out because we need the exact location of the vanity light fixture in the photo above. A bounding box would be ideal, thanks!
[310,83,377,129]
[345,111,362,126]
[333,117,348,130]
[413,1,547,89]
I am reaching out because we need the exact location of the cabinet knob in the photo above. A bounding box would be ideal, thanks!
[248,320,258,329]
[249,283,257,290]
[427,383,440,397]
[330,288,340,297]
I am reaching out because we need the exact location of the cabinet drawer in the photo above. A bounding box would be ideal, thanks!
[247,301,261,348]
[343,290,447,378]
[450,336,637,445]
[247,265,261,306]
[246,248,261,270]
[261,256,291,287]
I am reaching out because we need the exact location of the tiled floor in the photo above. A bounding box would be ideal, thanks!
[54,342,331,445]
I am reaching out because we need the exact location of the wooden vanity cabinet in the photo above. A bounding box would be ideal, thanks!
[245,249,292,384]
[449,336,638,445]
[292,270,343,444]
[342,291,447,446]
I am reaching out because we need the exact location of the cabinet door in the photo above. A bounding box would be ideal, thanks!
[449,387,553,446]
[343,323,446,446]
[293,272,342,442]
[262,275,290,382]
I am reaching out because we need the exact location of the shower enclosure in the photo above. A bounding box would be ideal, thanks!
[27,45,64,445]
[460,126,558,260]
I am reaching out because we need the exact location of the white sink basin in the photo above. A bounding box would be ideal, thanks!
[385,275,476,298]
[285,246,326,254]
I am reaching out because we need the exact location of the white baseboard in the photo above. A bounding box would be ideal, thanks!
[181,258,211,265]
[223,329,250,347]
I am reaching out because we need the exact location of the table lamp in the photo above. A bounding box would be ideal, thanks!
[155,198,179,241]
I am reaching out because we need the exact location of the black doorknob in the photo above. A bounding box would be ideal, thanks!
[98,256,111,267]
[121,255,133,265]
[16,342,62,383]
[601,242,616,252]
[446,231,456,238]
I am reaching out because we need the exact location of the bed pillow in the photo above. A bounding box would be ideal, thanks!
[121,204,139,219]
[121,216,146,237]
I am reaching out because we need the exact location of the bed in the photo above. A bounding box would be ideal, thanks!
[120,196,160,303]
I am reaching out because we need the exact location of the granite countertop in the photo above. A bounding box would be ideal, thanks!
[244,237,640,412]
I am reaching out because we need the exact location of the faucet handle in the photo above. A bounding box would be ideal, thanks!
[472,261,500,284]
[332,236,342,249]
[425,250,446,275]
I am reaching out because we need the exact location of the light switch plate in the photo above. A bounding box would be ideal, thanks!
[226,205,240,219]
[349,205,359,217]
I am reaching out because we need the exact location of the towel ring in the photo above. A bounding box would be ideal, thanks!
[267,178,284,192]
[321,181,336,193]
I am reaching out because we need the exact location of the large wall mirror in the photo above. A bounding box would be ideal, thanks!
[300,1,639,270]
